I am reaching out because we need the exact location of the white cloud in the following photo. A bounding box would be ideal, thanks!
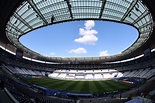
[50,52,55,55]
[69,47,87,54]
[84,20,95,30]
[99,50,109,56]
[74,35,98,45]
[74,20,98,45]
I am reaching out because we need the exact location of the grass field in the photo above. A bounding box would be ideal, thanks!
[23,78,131,94]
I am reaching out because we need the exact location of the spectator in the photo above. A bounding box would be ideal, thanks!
[143,91,148,98]
[127,94,132,101]
[120,93,122,99]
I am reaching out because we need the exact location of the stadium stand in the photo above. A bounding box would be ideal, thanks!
[48,69,122,80]
[0,45,155,102]
[1,51,155,103]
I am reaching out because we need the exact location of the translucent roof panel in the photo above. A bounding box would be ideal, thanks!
[5,0,153,62]
[71,0,102,19]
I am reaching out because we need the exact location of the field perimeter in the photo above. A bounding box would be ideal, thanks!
[23,78,131,94]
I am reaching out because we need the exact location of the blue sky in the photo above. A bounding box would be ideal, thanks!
[19,20,138,57]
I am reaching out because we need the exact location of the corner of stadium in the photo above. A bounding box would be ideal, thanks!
[0,0,155,103]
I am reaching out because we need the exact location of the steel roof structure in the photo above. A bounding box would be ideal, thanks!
[0,0,155,63]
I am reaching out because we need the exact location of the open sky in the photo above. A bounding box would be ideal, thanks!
[19,20,138,57]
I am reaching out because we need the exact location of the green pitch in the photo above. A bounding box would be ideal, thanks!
[23,78,131,94]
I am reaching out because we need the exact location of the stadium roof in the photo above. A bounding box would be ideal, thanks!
[0,0,155,63]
